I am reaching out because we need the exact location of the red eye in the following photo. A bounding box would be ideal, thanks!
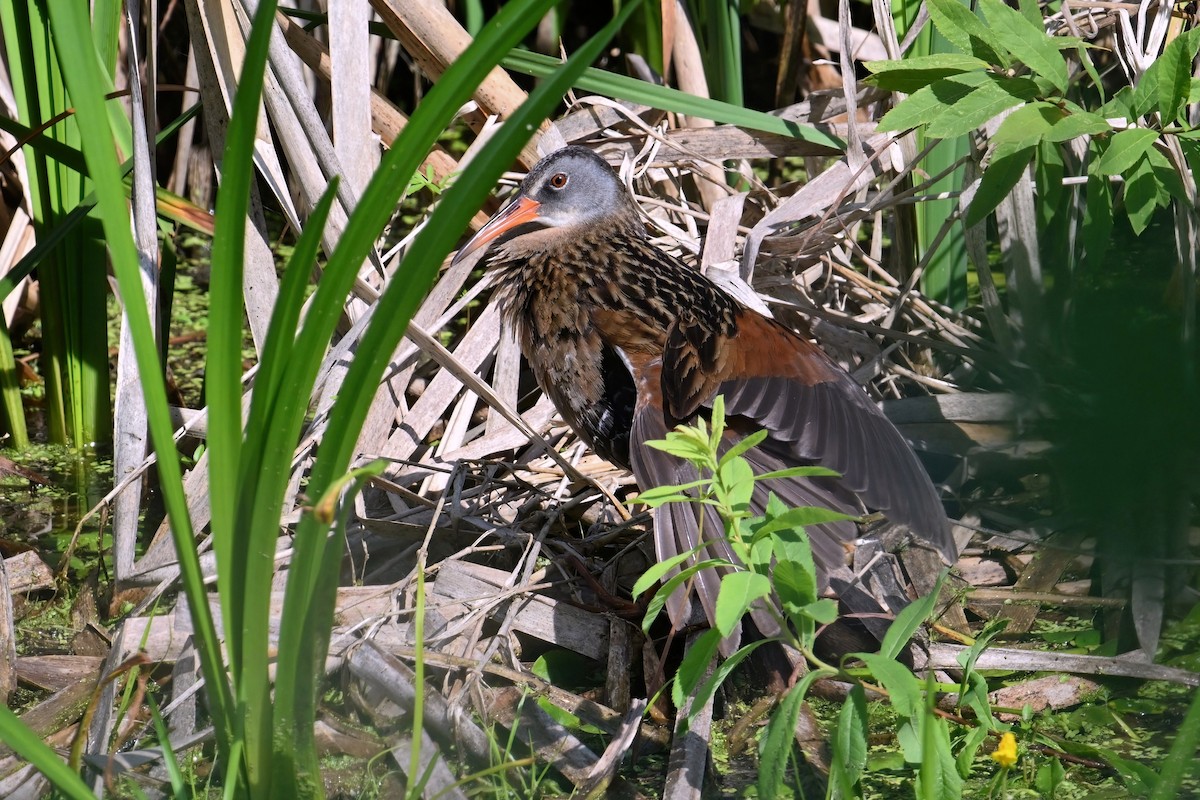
[548,172,569,189]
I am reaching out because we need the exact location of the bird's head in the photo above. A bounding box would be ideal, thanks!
[452,146,638,265]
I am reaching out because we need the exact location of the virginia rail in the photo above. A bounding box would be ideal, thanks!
[454,146,956,646]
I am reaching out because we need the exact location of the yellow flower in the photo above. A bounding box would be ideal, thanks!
[991,732,1018,768]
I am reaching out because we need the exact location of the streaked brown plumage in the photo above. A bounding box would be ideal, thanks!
[455,146,956,647]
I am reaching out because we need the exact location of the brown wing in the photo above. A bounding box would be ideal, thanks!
[661,308,955,561]
[628,395,743,649]
[608,300,954,654]
[624,350,863,656]
[626,355,772,655]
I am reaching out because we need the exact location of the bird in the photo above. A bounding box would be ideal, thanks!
[453,145,956,649]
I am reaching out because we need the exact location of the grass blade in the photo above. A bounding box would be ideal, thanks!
[200,0,281,791]
[42,0,234,773]
[0,318,27,447]
[501,49,843,149]
[269,3,643,793]
[0,705,93,799]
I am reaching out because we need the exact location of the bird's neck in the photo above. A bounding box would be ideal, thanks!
[487,219,741,354]
[488,219,642,308]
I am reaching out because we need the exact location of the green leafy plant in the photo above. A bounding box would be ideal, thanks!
[630,397,1037,799]
[633,396,847,657]
[868,0,1200,237]
[476,694,559,800]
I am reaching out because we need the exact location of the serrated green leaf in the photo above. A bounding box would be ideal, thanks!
[1027,75,1060,98]
[861,653,923,719]
[880,72,1035,138]
[879,572,946,661]
[926,0,1009,65]
[864,53,991,93]
[773,527,820,612]
[769,524,817,568]
[1075,43,1106,102]
[717,428,768,467]
[672,628,722,710]
[752,503,858,537]
[979,0,1068,92]
[1094,127,1159,176]
[688,639,770,727]
[879,73,985,132]
[1050,34,1089,51]
[631,548,700,599]
[926,75,1038,138]
[897,720,922,763]
[866,53,992,73]
[1017,0,1043,26]
[800,598,838,624]
[1099,85,1136,120]
[1123,153,1160,235]
[641,563,707,632]
[1045,108,1111,142]
[635,480,708,506]
[1123,29,1200,121]
[1182,140,1200,192]
[635,492,690,507]
[646,431,710,461]
[754,465,841,481]
[956,725,991,777]
[1036,759,1066,795]
[965,141,1036,227]
[758,674,826,797]
[832,686,869,795]
[774,557,818,610]
[534,697,606,734]
[717,454,755,513]
[916,704,963,800]
[956,617,1009,675]
[764,493,788,515]
[748,535,774,573]
[991,102,1058,148]
[1131,55,1164,118]
[714,571,771,636]
[1146,144,1189,203]
[1156,27,1200,122]
[961,670,994,729]
[708,394,726,447]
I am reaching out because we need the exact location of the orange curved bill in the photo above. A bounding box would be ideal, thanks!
[451,195,542,265]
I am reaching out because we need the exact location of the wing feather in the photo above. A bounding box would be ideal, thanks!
[617,303,956,652]
[684,310,955,560]
[630,406,745,653]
